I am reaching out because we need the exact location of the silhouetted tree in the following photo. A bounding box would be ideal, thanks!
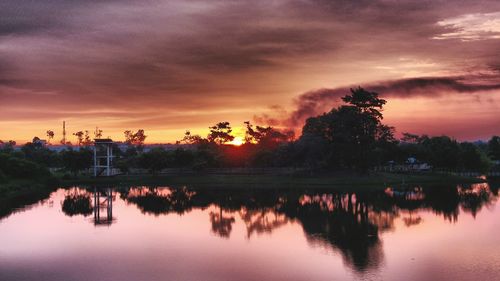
[61,148,92,175]
[401,133,426,144]
[73,131,84,146]
[115,158,131,174]
[82,130,93,146]
[0,140,16,153]
[172,148,195,168]
[488,136,500,161]
[46,130,54,144]
[138,148,170,174]
[239,121,293,167]
[341,86,386,118]
[193,142,222,170]
[460,142,491,172]
[398,132,428,162]
[94,127,103,139]
[178,130,207,145]
[276,135,330,170]
[373,125,399,165]
[21,139,59,167]
[244,121,290,148]
[420,136,461,170]
[124,129,147,150]
[208,122,234,145]
[0,153,50,179]
[302,87,394,172]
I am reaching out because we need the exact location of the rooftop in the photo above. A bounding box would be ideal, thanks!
[94,138,113,143]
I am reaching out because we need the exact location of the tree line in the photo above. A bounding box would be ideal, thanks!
[1,87,499,180]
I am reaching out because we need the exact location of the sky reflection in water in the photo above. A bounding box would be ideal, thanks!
[1,182,500,281]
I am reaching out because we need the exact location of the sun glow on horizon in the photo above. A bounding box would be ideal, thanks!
[230,136,244,146]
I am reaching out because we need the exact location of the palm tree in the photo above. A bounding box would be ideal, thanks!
[46,130,55,145]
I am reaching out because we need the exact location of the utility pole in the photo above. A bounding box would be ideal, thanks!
[62,121,66,145]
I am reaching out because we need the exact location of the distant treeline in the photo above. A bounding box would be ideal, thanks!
[1,87,499,181]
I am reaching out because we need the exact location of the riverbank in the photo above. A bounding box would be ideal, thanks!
[0,177,58,197]
[0,179,58,219]
[58,172,486,190]
[0,171,489,199]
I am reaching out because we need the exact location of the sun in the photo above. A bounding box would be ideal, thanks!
[230,136,244,146]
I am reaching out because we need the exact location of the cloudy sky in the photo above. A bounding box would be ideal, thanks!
[1,0,499,143]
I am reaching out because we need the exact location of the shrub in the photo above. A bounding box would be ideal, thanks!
[0,154,50,179]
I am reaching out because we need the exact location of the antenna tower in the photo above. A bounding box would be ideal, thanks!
[62,121,66,144]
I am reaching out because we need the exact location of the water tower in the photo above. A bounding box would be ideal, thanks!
[93,138,114,177]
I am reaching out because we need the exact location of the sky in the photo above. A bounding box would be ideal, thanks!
[0,0,499,144]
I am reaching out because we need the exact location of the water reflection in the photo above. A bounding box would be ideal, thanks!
[209,207,235,238]
[60,187,116,225]
[61,188,93,217]
[93,188,115,226]
[1,180,499,277]
[457,182,495,217]
[121,186,196,215]
[293,192,382,271]
[52,181,500,271]
[239,208,289,238]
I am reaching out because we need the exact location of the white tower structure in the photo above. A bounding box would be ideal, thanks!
[93,139,114,177]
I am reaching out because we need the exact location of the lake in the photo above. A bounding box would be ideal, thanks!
[1,181,500,281]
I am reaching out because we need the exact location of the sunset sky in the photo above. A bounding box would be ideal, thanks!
[1,0,499,144]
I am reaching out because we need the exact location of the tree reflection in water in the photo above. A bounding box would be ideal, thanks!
[56,180,499,272]
[121,186,196,215]
[293,192,383,271]
[61,187,116,225]
[458,182,495,217]
[209,207,235,238]
[239,208,289,238]
[61,187,93,217]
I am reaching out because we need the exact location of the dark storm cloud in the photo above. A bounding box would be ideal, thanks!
[0,0,345,110]
[0,0,113,35]
[260,74,500,128]
[173,24,335,71]
[1,0,499,93]
[369,76,500,96]
[0,2,56,35]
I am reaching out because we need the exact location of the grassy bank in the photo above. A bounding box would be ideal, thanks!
[0,179,56,197]
[0,178,58,219]
[59,172,486,190]
[0,171,486,200]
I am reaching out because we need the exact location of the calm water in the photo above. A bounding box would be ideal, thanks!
[1,182,500,281]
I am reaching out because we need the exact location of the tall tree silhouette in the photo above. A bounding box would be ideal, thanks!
[302,87,394,172]
[208,122,234,145]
